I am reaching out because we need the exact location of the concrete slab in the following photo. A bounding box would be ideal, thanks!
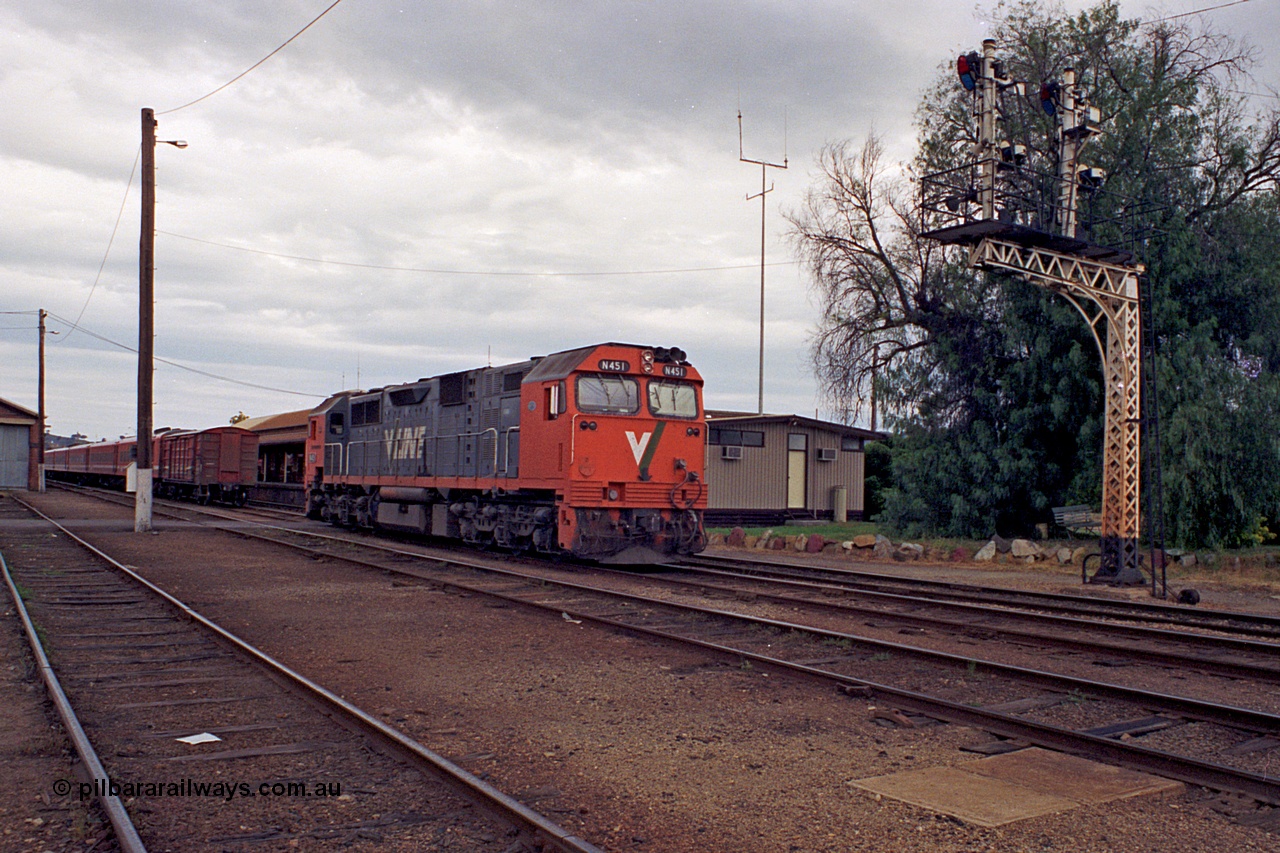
[851,765,1076,828]
[851,747,1184,827]
[963,747,1184,804]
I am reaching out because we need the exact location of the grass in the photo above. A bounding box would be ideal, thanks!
[707,521,879,540]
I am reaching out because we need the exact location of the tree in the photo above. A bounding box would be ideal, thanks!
[790,0,1280,546]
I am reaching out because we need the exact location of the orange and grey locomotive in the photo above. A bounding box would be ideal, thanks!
[304,342,707,561]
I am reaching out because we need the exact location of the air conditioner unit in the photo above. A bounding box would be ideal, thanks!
[816,448,838,462]
[720,445,743,460]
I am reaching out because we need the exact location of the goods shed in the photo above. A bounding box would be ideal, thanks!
[704,411,884,527]
[237,409,310,508]
[0,396,40,490]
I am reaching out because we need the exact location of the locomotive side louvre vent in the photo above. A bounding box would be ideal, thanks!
[816,447,838,462]
[439,371,467,406]
[503,370,524,393]
[721,445,744,460]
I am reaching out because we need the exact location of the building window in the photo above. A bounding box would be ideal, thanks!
[787,433,807,451]
[841,435,864,452]
[709,428,764,447]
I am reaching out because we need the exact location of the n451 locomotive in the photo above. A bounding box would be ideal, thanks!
[305,342,707,562]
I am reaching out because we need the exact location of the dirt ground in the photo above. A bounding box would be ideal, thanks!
[4,490,1280,852]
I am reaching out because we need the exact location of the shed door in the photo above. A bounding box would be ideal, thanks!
[0,425,29,489]
[786,433,807,510]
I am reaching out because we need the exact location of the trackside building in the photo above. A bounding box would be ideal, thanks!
[703,411,884,527]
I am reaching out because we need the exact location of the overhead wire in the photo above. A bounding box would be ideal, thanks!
[1145,0,1252,24]
[59,148,141,344]
[158,0,347,115]
[43,312,325,399]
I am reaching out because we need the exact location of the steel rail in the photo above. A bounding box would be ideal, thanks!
[679,552,1280,635]
[1,550,149,853]
[40,488,1280,804]
[142,515,1280,804]
[635,563,1280,682]
[114,501,1280,733]
[9,495,603,853]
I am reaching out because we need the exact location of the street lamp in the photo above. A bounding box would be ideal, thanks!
[136,107,185,533]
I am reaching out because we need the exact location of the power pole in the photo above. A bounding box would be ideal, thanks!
[136,109,186,532]
[137,108,156,532]
[37,308,46,492]
[739,111,787,415]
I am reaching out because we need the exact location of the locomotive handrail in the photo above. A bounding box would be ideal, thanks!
[498,427,520,477]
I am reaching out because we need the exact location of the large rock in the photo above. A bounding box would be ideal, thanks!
[805,534,826,553]
[974,541,997,562]
[898,543,925,559]
[992,534,1012,554]
[1010,538,1039,559]
[948,547,969,562]
[873,535,894,560]
[793,534,809,551]
[727,527,746,548]
[852,534,878,549]
[1056,547,1073,564]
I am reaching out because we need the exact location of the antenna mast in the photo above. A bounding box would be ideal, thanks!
[739,110,787,415]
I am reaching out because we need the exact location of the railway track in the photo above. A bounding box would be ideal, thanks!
[677,552,1280,640]
[0,493,602,852]
[36,487,1280,817]
[55,488,1280,810]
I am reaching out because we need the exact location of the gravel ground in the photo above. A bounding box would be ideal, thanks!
[4,490,1279,852]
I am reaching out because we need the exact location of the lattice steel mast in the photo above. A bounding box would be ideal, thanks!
[923,39,1145,585]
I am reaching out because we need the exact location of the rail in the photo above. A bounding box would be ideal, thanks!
[1,551,148,853]
[8,494,604,853]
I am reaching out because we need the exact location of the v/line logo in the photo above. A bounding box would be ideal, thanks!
[625,431,652,465]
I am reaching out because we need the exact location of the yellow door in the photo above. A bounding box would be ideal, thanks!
[786,433,807,509]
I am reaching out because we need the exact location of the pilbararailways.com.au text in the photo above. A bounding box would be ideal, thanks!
[55,777,344,802]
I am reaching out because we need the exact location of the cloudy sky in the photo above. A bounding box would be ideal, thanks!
[1,0,1274,441]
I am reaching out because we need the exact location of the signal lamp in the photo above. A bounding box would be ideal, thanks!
[1077,165,1106,189]
[957,52,980,91]
[1039,81,1059,116]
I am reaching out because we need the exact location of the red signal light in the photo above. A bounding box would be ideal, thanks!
[957,53,978,91]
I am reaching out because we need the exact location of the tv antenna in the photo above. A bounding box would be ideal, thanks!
[739,109,787,415]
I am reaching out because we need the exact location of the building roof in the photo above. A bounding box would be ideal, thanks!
[236,409,311,444]
[0,396,37,426]
[705,410,886,441]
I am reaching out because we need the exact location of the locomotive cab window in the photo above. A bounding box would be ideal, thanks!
[545,381,567,420]
[647,379,698,419]
[328,412,345,435]
[576,374,639,415]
